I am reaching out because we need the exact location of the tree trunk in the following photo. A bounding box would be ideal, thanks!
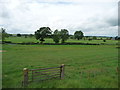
[40,41,43,44]
[61,39,65,43]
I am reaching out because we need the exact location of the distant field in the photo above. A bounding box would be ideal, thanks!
[5,37,118,44]
[2,44,118,88]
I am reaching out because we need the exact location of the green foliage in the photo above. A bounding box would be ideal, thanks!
[35,27,52,44]
[52,30,60,43]
[52,29,69,43]
[88,39,92,41]
[115,36,120,40]
[69,35,74,39]
[24,35,28,38]
[93,36,97,40]
[8,34,13,37]
[103,40,106,42]
[29,34,34,38]
[74,31,84,40]
[17,34,21,37]
[60,29,69,43]
[0,28,9,42]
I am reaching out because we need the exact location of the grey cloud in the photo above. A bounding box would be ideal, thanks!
[106,17,118,26]
[1,10,11,18]
[8,28,23,34]
[0,0,118,37]
[0,5,11,18]
[7,27,31,34]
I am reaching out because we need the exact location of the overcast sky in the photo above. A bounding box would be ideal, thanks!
[0,0,119,36]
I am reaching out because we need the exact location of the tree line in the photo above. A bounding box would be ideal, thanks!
[0,27,120,44]
[35,27,84,44]
[0,27,84,44]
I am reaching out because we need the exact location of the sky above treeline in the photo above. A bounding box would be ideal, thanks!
[0,0,119,36]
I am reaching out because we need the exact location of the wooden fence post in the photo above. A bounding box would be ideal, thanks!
[23,68,29,87]
[60,64,65,79]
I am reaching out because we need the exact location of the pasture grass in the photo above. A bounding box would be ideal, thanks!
[2,44,118,88]
[5,37,118,44]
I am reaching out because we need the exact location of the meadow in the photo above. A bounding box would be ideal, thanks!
[2,37,119,88]
[5,36,118,45]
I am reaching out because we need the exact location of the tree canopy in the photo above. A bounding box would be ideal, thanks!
[60,29,69,43]
[0,28,9,42]
[52,29,61,43]
[74,31,84,40]
[17,34,21,37]
[35,27,52,44]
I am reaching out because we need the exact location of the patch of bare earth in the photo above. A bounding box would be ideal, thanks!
[0,50,7,52]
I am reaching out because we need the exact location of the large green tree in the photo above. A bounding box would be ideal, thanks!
[74,31,84,40]
[93,36,97,40]
[52,29,60,43]
[60,29,69,43]
[35,27,52,44]
[0,28,9,42]
[17,34,21,37]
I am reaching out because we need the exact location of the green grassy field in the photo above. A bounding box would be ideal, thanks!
[2,44,118,88]
[5,37,118,45]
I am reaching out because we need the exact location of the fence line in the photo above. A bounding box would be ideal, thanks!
[22,64,65,87]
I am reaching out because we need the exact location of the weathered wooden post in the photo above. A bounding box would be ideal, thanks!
[117,67,119,73]
[32,71,33,82]
[23,68,29,87]
[60,64,65,79]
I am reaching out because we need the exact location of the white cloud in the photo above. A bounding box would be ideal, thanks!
[1,0,118,3]
[0,0,118,36]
